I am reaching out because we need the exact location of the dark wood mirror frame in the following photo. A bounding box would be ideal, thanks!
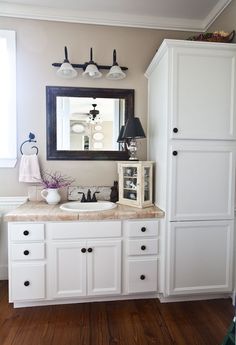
[46,86,134,160]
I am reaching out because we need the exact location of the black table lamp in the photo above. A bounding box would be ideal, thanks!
[121,116,146,160]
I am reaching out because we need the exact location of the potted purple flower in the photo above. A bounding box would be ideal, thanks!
[40,171,74,205]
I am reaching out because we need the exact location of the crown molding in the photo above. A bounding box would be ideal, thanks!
[0,0,232,32]
[202,0,232,31]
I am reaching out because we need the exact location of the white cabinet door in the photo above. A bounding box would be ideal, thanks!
[50,241,86,299]
[169,144,235,221]
[166,220,233,296]
[170,46,236,140]
[87,240,121,296]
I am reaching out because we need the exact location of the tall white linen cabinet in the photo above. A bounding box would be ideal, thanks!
[145,39,236,299]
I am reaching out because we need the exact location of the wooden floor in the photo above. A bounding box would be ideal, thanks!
[0,281,234,345]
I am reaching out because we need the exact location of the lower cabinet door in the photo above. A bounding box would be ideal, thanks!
[87,240,121,296]
[11,263,45,301]
[126,258,157,293]
[50,241,87,299]
[166,220,234,296]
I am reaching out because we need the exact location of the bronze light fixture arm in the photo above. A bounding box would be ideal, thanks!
[52,47,128,71]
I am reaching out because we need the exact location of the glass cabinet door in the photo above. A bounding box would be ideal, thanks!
[118,161,153,208]
[143,167,151,202]
[122,166,138,201]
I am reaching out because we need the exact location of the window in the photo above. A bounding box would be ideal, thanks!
[0,30,16,167]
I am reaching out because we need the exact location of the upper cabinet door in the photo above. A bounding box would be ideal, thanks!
[170,46,236,140]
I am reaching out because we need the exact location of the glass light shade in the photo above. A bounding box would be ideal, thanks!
[56,62,77,79]
[82,64,102,79]
[106,65,126,80]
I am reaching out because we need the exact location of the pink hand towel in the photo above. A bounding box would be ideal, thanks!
[19,154,41,183]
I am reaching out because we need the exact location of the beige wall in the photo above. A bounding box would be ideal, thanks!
[0,5,235,196]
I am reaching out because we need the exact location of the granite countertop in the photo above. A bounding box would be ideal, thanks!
[4,201,165,222]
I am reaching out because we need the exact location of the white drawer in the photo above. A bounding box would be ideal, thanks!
[127,239,158,256]
[48,221,121,239]
[126,220,158,237]
[126,258,157,293]
[9,223,45,242]
[10,263,45,301]
[11,243,45,261]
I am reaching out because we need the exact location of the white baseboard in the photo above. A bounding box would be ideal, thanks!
[158,293,233,303]
[232,291,236,306]
[0,265,8,280]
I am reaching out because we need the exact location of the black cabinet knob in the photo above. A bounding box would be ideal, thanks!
[24,281,30,287]
[173,128,178,133]
[141,227,146,232]
[81,248,86,253]
[23,250,30,256]
[87,248,93,253]
[140,275,146,280]
[172,151,178,156]
[23,230,29,236]
[141,245,146,251]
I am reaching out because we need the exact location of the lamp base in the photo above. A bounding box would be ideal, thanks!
[127,139,139,161]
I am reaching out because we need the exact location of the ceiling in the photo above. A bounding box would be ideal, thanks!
[0,0,232,31]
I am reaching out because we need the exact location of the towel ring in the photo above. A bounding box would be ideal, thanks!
[20,132,39,155]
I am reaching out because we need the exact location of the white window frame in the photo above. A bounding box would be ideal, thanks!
[0,30,16,168]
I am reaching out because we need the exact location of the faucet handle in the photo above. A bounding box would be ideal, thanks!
[78,192,86,202]
[91,191,100,202]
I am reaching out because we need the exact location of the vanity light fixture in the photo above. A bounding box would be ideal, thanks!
[52,47,128,80]
[121,117,146,160]
[56,47,78,79]
[106,50,126,80]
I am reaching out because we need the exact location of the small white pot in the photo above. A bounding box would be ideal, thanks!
[41,188,61,205]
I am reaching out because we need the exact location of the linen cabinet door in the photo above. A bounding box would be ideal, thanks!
[49,241,87,299]
[87,240,121,296]
[170,46,236,140]
[166,220,233,296]
[169,144,235,221]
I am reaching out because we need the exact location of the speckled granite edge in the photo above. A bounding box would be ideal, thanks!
[4,201,165,222]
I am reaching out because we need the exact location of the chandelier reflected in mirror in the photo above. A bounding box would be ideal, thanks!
[86,104,102,124]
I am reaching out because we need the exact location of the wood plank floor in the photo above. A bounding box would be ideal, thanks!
[0,281,234,345]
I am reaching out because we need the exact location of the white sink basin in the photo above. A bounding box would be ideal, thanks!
[60,201,117,212]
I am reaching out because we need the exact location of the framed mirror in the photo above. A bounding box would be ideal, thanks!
[46,86,134,160]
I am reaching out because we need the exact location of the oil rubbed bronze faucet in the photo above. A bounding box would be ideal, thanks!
[78,189,100,202]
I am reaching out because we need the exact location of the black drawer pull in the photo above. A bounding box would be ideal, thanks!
[23,250,30,256]
[141,245,146,251]
[141,227,146,232]
[172,151,178,156]
[81,248,86,253]
[173,128,178,133]
[24,281,30,287]
[87,248,93,253]
[23,230,29,236]
[140,275,146,280]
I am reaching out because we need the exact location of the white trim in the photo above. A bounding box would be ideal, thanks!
[0,196,28,206]
[0,0,232,31]
[202,0,232,31]
[159,292,233,303]
[0,30,17,167]
[0,159,17,168]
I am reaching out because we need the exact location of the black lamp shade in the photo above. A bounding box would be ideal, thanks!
[122,117,146,139]
[117,125,125,142]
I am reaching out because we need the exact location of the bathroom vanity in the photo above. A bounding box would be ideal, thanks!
[5,202,163,308]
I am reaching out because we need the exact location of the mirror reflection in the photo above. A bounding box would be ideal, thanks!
[56,97,125,151]
[46,86,134,160]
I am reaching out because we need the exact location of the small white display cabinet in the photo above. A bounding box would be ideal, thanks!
[117,161,154,208]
